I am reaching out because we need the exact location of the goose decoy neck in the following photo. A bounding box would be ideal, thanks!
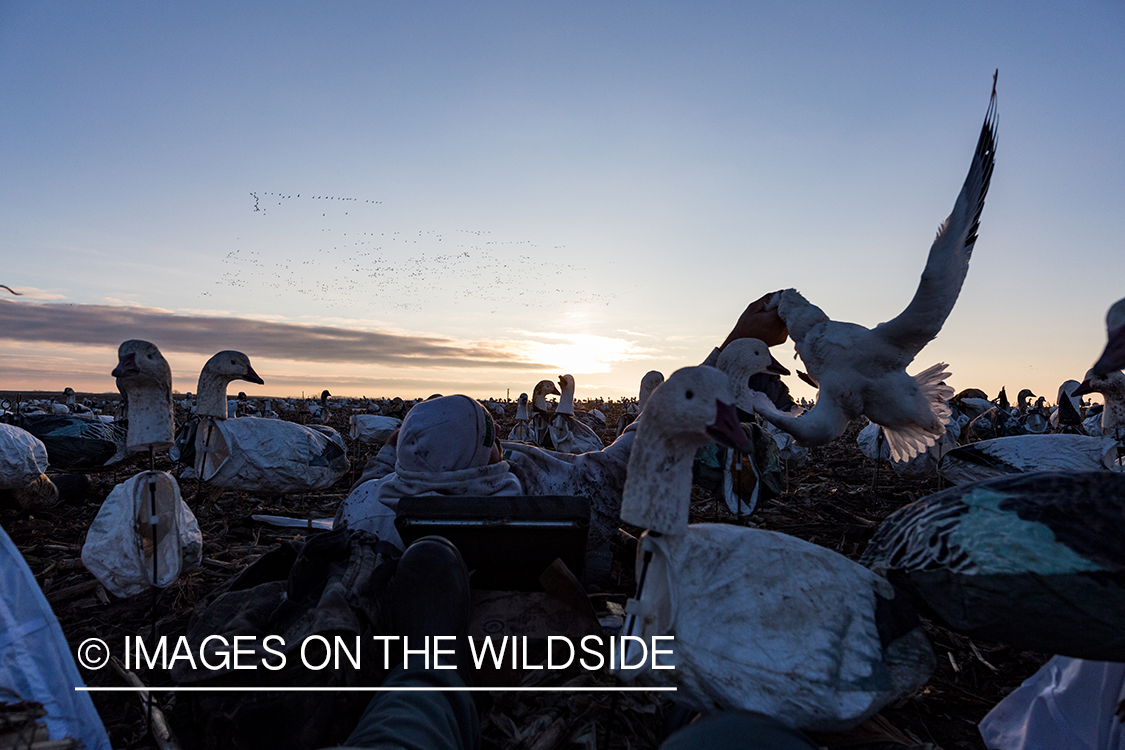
[556,375,576,416]
[621,366,749,534]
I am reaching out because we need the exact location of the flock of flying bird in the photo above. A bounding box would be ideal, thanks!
[220,193,622,312]
[4,74,1125,740]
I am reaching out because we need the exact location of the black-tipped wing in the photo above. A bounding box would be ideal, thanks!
[874,79,998,368]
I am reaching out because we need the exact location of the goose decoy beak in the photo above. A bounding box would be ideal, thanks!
[243,364,265,385]
[1071,379,1094,397]
[766,353,790,377]
[797,370,819,388]
[112,352,138,378]
[706,399,753,453]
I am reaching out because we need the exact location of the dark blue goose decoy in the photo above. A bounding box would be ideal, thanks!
[860,471,1125,661]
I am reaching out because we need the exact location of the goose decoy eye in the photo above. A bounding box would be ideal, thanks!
[685,390,694,400]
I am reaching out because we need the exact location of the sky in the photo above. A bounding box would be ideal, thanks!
[1,2,1122,403]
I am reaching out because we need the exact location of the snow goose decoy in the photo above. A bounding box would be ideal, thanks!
[1021,396,1050,434]
[706,338,790,513]
[0,423,58,510]
[616,366,934,730]
[180,351,349,494]
[938,432,1119,485]
[750,77,998,462]
[616,370,664,438]
[506,393,530,441]
[527,378,560,447]
[13,407,127,471]
[83,340,202,597]
[963,403,1021,443]
[1049,379,1085,432]
[716,338,790,415]
[1092,297,1125,377]
[1073,367,1125,440]
[861,471,1125,661]
[547,374,605,454]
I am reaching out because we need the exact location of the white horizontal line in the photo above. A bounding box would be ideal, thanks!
[76,686,676,693]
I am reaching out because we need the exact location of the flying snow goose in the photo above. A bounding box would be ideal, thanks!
[861,471,1125,661]
[1092,297,1125,376]
[547,374,604,454]
[750,78,998,462]
[616,366,933,730]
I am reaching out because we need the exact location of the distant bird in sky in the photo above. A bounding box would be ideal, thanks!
[751,75,998,462]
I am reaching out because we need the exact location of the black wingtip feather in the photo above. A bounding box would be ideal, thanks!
[963,77,998,253]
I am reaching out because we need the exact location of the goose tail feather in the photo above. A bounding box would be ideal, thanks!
[882,363,954,462]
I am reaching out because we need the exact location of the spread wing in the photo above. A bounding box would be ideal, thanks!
[874,77,998,368]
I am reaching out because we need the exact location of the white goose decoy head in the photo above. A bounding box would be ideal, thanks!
[513,393,529,421]
[620,366,752,534]
[197,350,264,418]
[531,379,560,412]
[716,338,790,414]
[113,339,174,451]
[1093,297,1125,377]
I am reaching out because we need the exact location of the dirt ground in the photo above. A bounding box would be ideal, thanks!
[1,393,1048,750]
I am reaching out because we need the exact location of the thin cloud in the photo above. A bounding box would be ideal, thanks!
[99,297,175,312]
[0,299,546,369]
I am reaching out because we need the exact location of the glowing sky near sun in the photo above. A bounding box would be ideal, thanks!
[1,2,1122,402]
